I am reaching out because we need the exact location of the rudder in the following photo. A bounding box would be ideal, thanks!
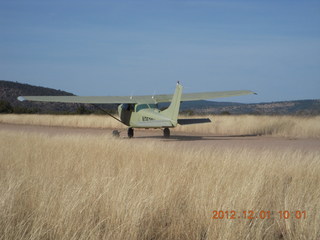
[161,83,183,126]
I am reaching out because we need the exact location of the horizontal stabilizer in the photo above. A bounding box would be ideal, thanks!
[178,118,211,125]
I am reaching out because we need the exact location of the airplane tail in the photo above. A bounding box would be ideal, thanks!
[161,82,183,126]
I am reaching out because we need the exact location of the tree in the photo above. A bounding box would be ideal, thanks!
[220,111,231,115]
[0,100,13,113]
[76,105,92,114]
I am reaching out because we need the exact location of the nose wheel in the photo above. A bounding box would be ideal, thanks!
[163,128,170,138]
[112,130,120,137]
[127,128,134,138]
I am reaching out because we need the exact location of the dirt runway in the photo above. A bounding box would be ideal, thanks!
[1,123,319,152]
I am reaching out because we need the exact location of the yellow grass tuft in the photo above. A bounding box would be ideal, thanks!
[0,130,319,239]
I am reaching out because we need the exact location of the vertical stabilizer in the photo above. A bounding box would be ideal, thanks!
[161,83,183,126]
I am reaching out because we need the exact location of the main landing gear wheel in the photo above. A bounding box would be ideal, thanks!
[112,130,120,138]
[127,128,134,138]
[163,128,170,138]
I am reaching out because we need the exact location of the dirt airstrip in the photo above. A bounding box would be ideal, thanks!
[1,123,319,152]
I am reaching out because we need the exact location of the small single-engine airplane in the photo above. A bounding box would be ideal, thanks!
[18,82,256,138]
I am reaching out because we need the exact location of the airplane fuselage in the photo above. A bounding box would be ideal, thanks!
[118,104,174,128]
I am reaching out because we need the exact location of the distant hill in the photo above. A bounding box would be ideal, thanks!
[0,80,79,113]
[0,80,117,114]
[180,99,320,115]
[1,80,319,115]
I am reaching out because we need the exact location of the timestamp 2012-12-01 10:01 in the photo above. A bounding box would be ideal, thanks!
[212,210,307,220]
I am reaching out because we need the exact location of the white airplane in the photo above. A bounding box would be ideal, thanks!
[18,82,256,138]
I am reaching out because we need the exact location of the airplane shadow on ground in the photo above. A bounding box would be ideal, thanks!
[134,134,259,142]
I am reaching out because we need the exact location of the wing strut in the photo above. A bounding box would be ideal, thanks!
[91,104,124,124]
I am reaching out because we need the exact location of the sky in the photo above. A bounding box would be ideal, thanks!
[1,0,320,103]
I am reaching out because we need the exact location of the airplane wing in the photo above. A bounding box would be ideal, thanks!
[18,90,256,104]
[156,90,256,102]
[18,96,137,104]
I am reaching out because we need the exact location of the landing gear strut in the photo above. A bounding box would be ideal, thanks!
[127,128,134,138]
[163,128,170,138]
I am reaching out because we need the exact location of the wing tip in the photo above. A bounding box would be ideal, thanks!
[17,96,25,102]
[247,90,257,95]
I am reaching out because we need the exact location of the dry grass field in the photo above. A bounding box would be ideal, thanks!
[0,114,320,239]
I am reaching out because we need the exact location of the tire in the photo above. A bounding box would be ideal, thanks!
[163,128,170,138]
[127,128,134,138]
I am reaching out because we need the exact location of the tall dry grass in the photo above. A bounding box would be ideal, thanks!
[1,114,320,138]
[0,130,319,239]
[176,115,320,138]
[0,114,123,129]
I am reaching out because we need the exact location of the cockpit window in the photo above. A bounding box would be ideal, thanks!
[136,104,158,112]
[136,104,148,112]
[148,104,158,109]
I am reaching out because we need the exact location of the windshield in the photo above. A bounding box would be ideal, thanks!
[148,104,158,109]
[135,104,158,112]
